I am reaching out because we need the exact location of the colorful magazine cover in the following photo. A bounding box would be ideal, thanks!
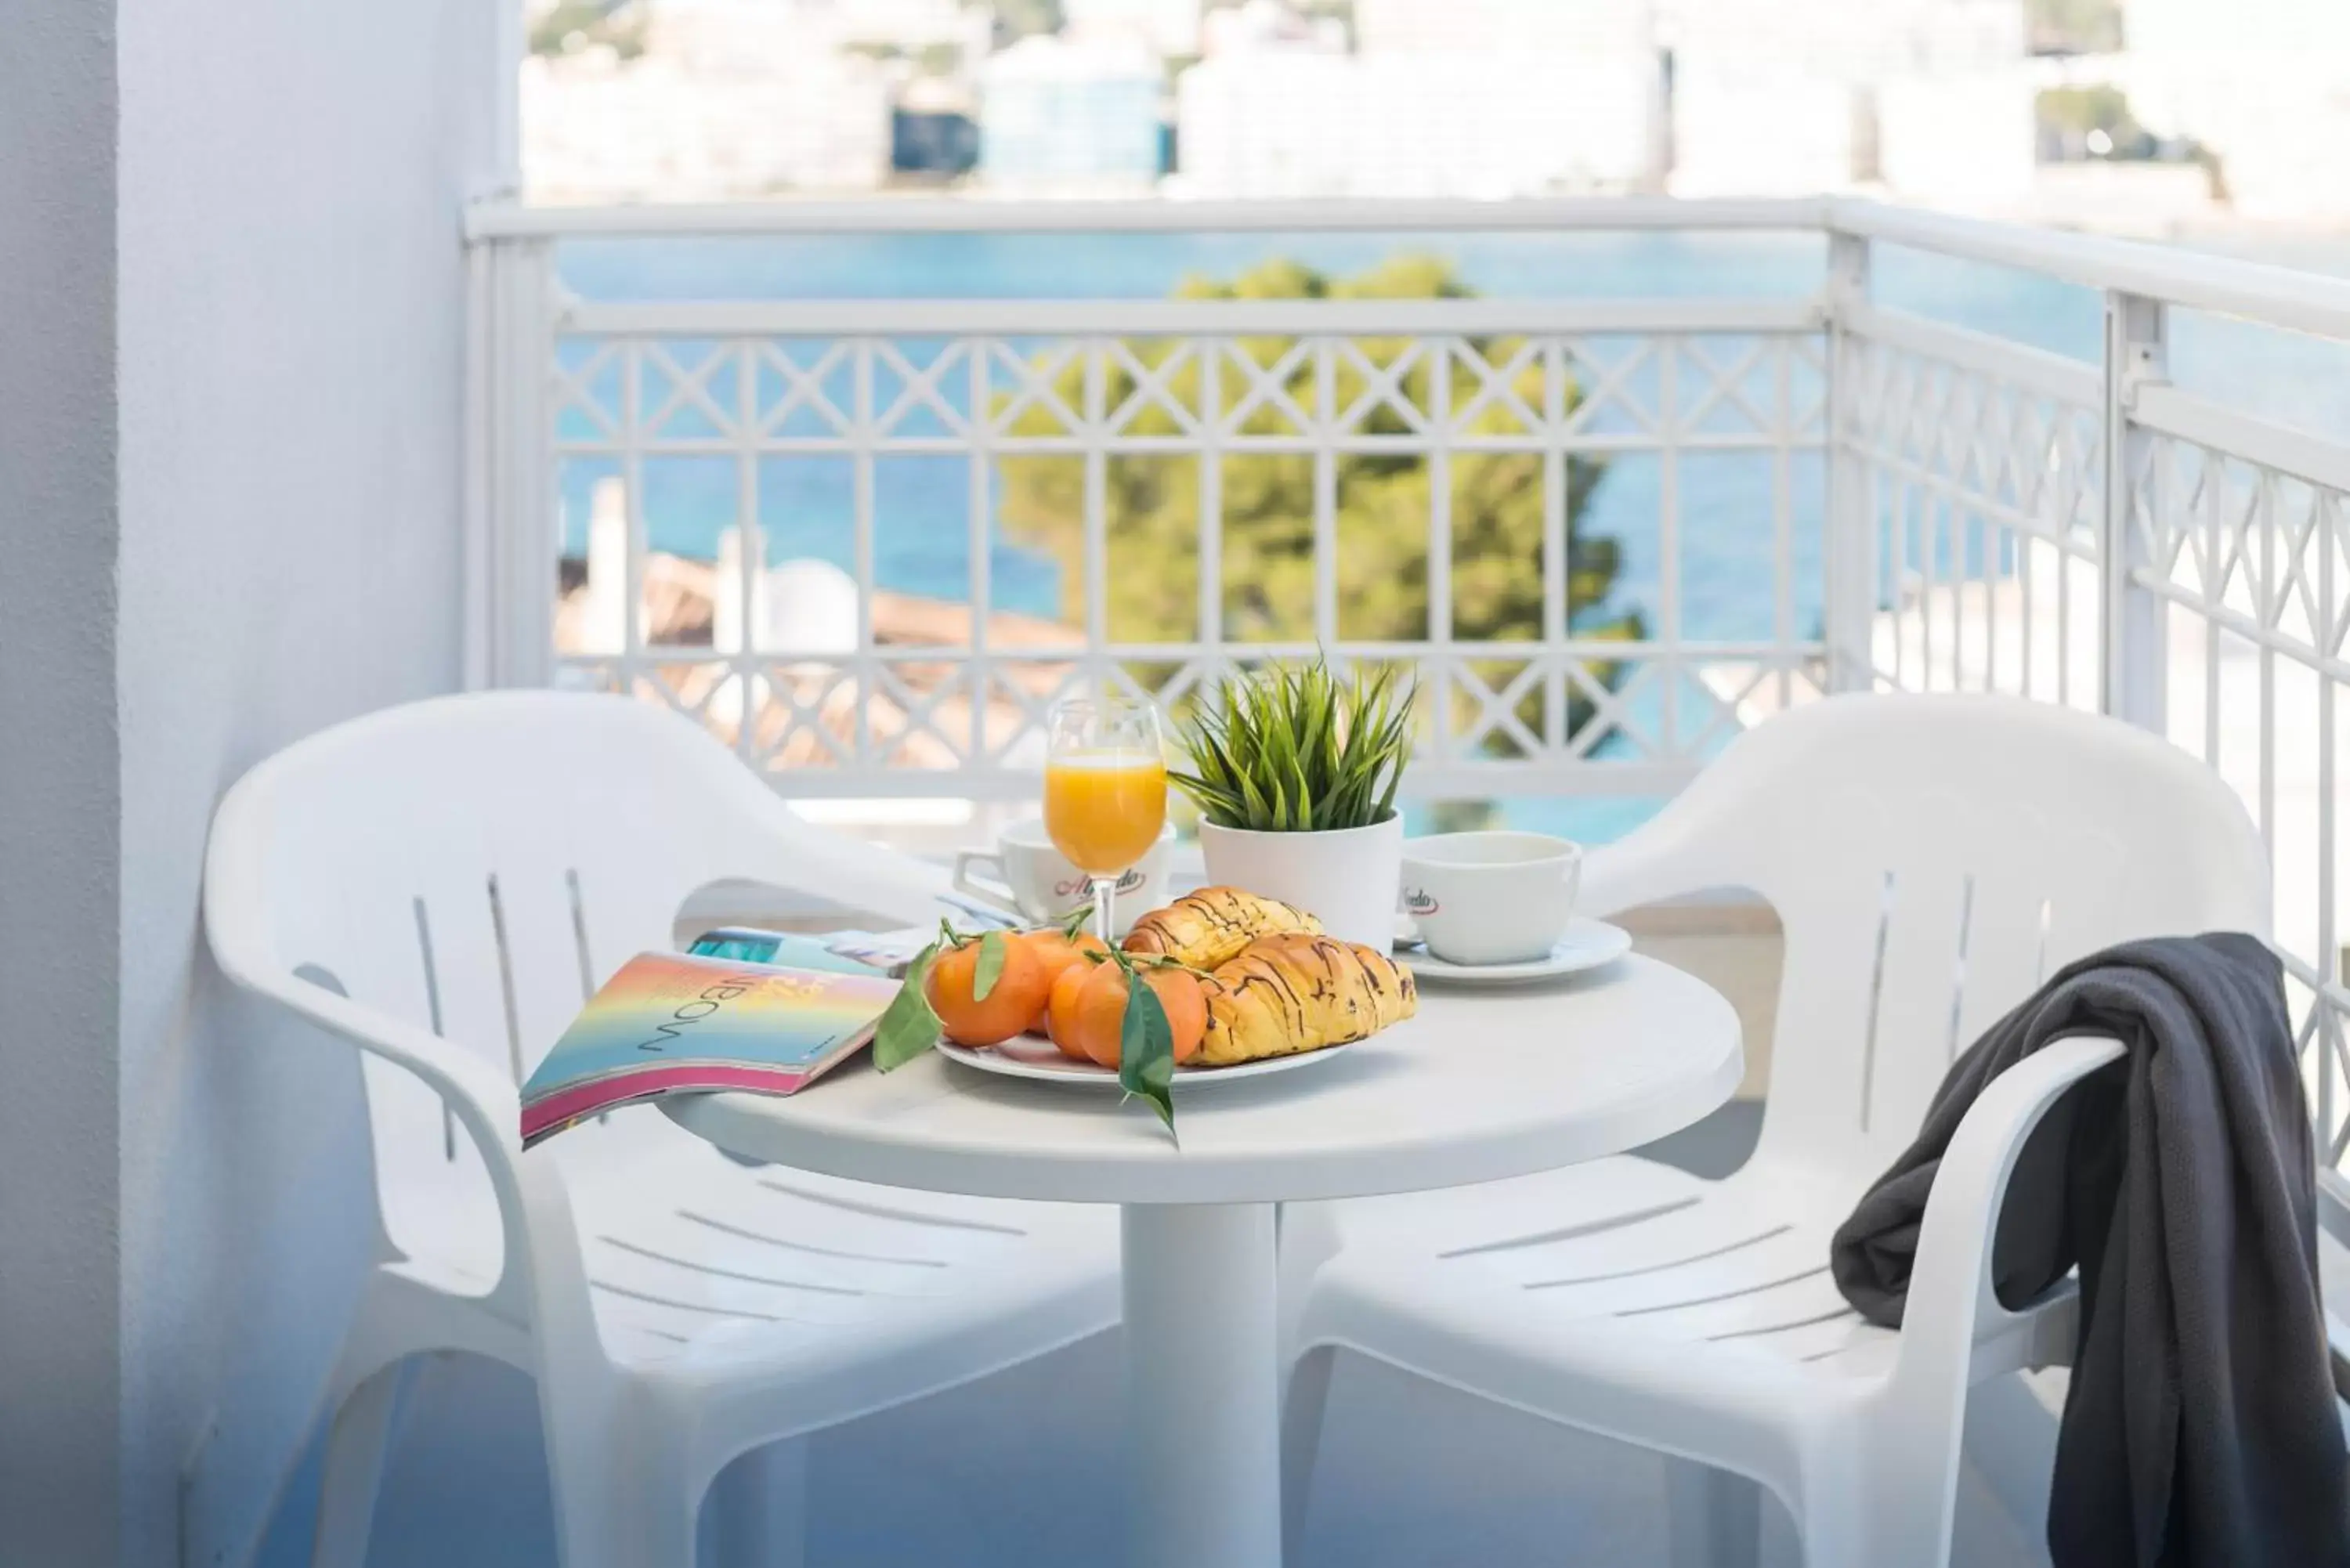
[520,949,902,1147]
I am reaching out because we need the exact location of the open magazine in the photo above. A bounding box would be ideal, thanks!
[519,931,920,1148]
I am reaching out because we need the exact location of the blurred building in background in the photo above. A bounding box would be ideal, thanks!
[1878,72,2037,208]
[1667,58,1864,198]
[2131,66,2350,226]
[2107,0,2350,226]
[516,0,2350,229]
[1174,44,1351,199]
[2123,0,2350,54]
[1065,0,1206,57]
[978,33,1165,193]
[1199,0,1347,55]
[523,5,898,198]
[1178,51,1656,198]
[1664,0,2031,201]
[524,0,996,198]
[892,71,981,180]
[1179,0,1657,198]
[1355,0,1654,55]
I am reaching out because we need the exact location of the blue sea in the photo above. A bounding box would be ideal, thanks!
[555,228,2350,835]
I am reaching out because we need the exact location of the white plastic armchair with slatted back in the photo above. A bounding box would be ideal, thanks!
[1282,693,2272,1567]
[202,691,1122,1568]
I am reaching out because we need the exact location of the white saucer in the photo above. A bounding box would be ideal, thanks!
[1394,916,1633,984]
[935,1032,1350,1088]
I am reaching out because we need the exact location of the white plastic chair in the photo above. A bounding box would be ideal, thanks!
[203,691,1122,1568]
[1282,692,2271,1567]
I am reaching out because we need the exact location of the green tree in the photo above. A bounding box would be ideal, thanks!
[1206,0,1355,46]
[992,0,1065,43]
[2037,84,2151,157]
[996,255,1642,761]
[2026,0,2121,55]
[530,0,648,60]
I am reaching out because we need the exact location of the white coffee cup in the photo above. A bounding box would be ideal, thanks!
[1399,831,1583,966]
[952,818,1173,936]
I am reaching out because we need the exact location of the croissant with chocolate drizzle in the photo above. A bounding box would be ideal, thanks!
[1121,885,1322,971]
[1196,932,1417,1066]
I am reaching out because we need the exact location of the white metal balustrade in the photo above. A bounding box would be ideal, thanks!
[464,195,2350,1169]
[533,306,1824,799]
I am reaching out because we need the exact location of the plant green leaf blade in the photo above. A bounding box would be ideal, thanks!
[1235,766,1275,833]
[1117,972,1177,1133]
[1164,655,1419,836]
[871,943,942,1071]
[973,930,1006,1001]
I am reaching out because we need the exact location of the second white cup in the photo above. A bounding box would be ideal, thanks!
[953,818,1173,936]
[1400,831,1583,966]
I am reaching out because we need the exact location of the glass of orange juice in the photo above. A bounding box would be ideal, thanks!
[1043,695,1166,940]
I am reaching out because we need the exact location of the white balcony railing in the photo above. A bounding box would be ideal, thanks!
[464,196,2350,1172]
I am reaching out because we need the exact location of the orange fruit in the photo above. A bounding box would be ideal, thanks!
[1045,958,1099,1061]
[1143,966,1209,1068]
[1058,959,1206,1070]
[1024,928,1112,1033]
[925,934,1050,1047]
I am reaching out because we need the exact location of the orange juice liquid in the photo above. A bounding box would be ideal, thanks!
[1044,753,1168,874]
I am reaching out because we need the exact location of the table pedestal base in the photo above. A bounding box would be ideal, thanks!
[1121,1202,1282,1568]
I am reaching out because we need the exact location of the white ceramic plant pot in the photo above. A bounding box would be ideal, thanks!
[1196,814,1403,952]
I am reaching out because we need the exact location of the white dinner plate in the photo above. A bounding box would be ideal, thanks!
[1394,916,1633,985]
[935,1032,1351,1089]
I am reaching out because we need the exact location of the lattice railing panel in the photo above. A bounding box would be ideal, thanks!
[2122,422,2350,1159]
[549,321,1830,797]
[1840,328,2104,709]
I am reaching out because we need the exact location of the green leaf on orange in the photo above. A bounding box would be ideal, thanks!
[872,942,942,1071]
[973,928,1007,1001]
[1118,969,1177,1134]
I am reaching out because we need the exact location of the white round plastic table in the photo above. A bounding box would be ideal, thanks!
[665,954,1741,1568]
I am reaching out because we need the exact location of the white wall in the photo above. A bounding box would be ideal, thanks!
[2119,53,2350,226]
[1358,0,1654,55]
[0,6,123,1564]
[1671,60,1860,197]
[1878,70,2037,209]
[1177,50,1656,198]
[522,48,894,202]
[112,3,503,1561]
[2124,0,2350,56]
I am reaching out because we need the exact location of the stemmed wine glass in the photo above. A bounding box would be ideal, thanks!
[1043,695,1167,941]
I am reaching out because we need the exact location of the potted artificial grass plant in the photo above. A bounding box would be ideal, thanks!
[1170,659,1416,951]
